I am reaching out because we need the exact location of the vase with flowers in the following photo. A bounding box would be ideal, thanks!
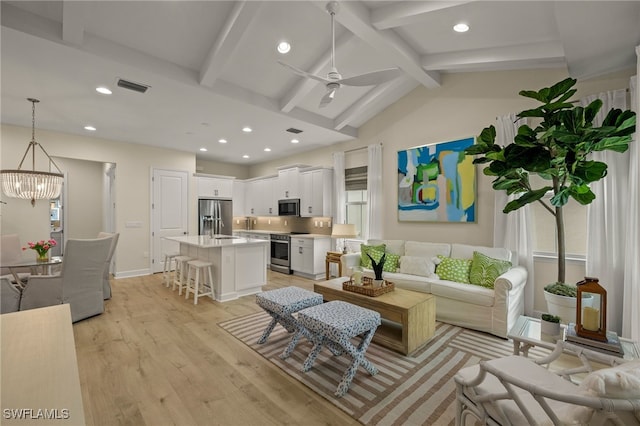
[23,239,57,262]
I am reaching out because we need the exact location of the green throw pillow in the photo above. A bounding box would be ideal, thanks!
[435,255,472,283]
[360,243,386,268]
[367,248,400,273]
[469,251,512,288]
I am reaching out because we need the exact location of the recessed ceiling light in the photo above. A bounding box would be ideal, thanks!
[291,139,299,144]
[264,148,271,152]
[199,147,208,152]
[84,125,96,131]
[453,23,469,33]
[218,139,227,144]
[96,86,112,95]
[242,126,252,133]
[277,41,291,54]
[242,154,250,159]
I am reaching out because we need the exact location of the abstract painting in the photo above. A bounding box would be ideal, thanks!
[397,137,476,222]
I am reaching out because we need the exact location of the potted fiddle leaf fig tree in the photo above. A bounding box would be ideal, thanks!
[464,77,636,321]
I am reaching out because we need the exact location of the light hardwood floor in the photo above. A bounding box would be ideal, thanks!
[73,270,357,426]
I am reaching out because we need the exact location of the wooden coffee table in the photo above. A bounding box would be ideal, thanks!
[314,278,435,355]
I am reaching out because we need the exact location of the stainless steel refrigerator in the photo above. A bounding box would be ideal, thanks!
[198,198,232,236]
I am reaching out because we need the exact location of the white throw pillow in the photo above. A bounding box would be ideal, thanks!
[578,361,640,398]
[368,239,405,256]
[399,256,436,278]
[404,241,450,259]
[562,361,640,425]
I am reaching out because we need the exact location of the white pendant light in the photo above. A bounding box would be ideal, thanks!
[1,98,63,206]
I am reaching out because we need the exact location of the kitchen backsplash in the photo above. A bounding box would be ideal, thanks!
[232,216,332,235]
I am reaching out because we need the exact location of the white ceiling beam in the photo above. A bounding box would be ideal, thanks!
[212,79,357,138]
[279,32,356,113]
[421,41,566,71]
[62,1,85,46]
[199,1,263,88]
[371,1,472,30]
[328,1,441,89]
[334,77,417,130]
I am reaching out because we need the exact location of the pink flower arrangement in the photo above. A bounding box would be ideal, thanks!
[23,239,57,257]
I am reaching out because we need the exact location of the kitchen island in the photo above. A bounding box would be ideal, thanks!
[165,235,268,302]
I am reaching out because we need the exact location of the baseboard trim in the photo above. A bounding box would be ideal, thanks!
[115,269,152,279]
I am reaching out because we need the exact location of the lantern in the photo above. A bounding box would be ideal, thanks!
[575,277,607,342]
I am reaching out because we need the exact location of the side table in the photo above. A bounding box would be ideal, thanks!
[508,315,640,360]
[325,251,343,280]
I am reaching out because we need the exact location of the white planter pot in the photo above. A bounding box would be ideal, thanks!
[543,290,593,324]
[540,319,561,336]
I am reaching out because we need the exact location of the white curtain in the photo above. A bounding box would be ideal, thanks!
[623,69,639,340]
[581,88,629,335]
[366,144,383,240]
[493,113,535,316]
[332,151,346,226]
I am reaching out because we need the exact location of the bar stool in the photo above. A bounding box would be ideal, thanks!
[172,255,193,295]
[185,259,214,304]
[162,252,180,287]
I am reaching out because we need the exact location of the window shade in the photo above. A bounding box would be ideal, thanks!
[345,166,367,190]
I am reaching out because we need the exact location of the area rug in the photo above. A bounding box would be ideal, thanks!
[219,311,549,425]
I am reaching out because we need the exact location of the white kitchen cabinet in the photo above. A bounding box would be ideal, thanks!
[235,231,270,265]
[277,167,300,200]
[290,236,330,280]
[264,176,277,216]
[196,175,233,198]
[244,176,277,216]
[300,168,333,217]
[232,180,245,216]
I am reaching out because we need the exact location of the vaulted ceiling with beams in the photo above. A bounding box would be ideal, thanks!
[2,1,639,164]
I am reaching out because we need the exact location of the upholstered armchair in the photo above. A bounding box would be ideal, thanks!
[1,277,22,314]
[454,340,640,425]
[20,237,112,322]
[97,232,119,299]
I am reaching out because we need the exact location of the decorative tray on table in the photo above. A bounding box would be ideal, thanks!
[342,276,395,297]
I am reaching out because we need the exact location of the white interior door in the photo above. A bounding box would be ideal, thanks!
[152,169,188,273]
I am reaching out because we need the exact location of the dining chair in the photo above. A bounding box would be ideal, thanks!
[0,233,32,283]
[20,236,112,322]
[1,277,22,314]
[97,232,120,300]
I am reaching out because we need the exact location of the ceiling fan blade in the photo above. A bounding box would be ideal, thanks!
[278,61,330,84]
[338,68,402,86]
[319,87,338,108]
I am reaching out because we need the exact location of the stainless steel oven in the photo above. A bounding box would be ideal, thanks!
[270,233,291,274]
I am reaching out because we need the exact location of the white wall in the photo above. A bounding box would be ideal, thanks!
[1,124,197,276]
[196,159,250,179]
[53,157,104,239]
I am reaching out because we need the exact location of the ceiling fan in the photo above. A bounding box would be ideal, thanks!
[278,1,402,108]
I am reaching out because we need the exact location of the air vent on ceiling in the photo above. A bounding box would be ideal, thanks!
[117,78,150,93]
[286,127,303,134]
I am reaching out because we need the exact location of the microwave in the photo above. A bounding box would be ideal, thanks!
[278,198,300,216]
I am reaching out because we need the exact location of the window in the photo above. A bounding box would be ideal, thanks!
[345,166,367,239]
[530,193,587,257]
[346,189,367,238]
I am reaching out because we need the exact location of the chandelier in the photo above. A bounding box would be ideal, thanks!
[1,98,63,206]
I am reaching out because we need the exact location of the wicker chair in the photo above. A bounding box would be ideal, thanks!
[454,340,640,425]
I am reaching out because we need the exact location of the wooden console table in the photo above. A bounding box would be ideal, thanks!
[325,251,343,280]
[1,304,86,425]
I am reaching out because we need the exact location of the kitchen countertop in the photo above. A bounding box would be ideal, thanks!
[165,235,269,248]
[234,230,331,239]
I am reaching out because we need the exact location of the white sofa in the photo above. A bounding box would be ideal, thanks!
[340,239,527,338]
